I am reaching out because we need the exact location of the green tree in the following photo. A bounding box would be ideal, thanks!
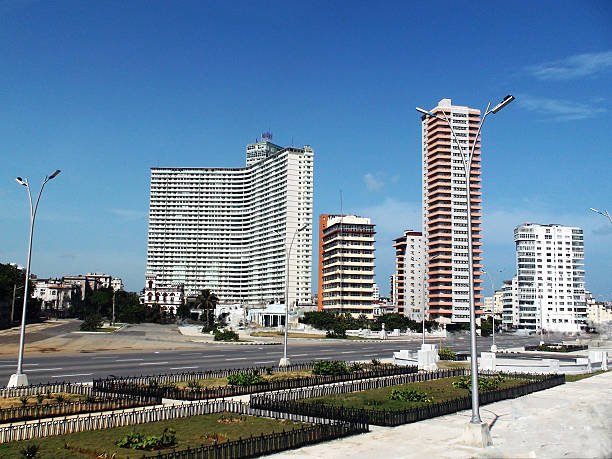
[146,303,162,324]
[114,291,147,323]
[480,316,493,337]
[88,287,113,317]
[175,302,191,320]
[194,289,219,327]
[0,263,41,329]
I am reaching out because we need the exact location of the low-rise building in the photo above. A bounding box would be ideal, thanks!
[111,278,124,292]
[142,273,185,313]
[586,291,612,325]
[32,278,79,318]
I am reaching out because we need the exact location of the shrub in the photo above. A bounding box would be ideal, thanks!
[312,360,349,376]
[80,314,103,331]
[36,394,44,404]
[452,374,504,391]
[349,362,364,372]
[186,380,202,390]
[214,330,239,341]
[19,444,40,458]
[265,366,274,375]
[389,388,433,403]
[438,347,456,360]
[116,428,176,450]
[201,325,218,334]
[227,372,266,386]
[54,394,67,404]
[19,395,29,407]
[370,358,381,366]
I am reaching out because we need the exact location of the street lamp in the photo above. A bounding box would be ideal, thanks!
[8,170,62,388]
[416,95,513,427]
[483,269,503,352]
[589,207,612,225]
[279,223,309,367]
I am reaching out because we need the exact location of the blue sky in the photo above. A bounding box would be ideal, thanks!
[1,1,611,299]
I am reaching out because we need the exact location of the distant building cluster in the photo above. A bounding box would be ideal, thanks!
[142,110,603,333]
[32,273,123,317]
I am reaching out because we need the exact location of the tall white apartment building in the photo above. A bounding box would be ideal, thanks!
[420,98,484,323]
[501,276,519,328]
[513,223,587,333]
[392,231,425,319]
[318,214,376,317]
[146,135,314,306]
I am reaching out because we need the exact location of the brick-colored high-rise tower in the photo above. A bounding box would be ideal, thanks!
[421,99,483,323]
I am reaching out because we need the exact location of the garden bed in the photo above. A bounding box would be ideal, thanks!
[94,361,417,400]
[0,412,308,458]
[251,372,565,426]
[302,375,527,411]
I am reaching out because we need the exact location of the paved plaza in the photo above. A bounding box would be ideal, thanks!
[269,371,612,459]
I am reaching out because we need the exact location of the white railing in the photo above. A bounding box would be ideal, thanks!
[0,399,329,443]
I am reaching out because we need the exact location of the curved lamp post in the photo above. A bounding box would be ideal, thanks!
[589,208,612,225]
[8,170,61,388]
[279,223,308,367]
[416,95,513,426]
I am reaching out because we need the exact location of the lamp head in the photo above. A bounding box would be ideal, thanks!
[589,207,599,213]
[416,107,434,117]
[491,95,515,114]
[15,177,27,186]
[49,170,61,179]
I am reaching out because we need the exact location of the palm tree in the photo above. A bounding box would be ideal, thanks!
[195,289,219,327]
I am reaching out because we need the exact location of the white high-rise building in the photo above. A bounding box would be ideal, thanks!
[501,276,519,329]
[513,223,586,333]
[146,135,314,306]
[420,98,484,324]
[392,231,425,319]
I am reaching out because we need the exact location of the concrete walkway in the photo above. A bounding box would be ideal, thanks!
[268,371,612,459]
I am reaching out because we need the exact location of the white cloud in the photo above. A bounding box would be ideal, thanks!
[518,94,606,121]
[363,173,384,192]
[527,51,612,80]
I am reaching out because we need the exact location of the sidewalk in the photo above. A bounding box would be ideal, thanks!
[268,371,612,459]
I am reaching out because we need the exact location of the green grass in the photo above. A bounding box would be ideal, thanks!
[565,369,610,382]
[303,376,528,411]
[436,361,470,370]
[0,412,308,458]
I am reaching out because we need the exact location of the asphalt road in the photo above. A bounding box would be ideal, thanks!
[0,333,545,385]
